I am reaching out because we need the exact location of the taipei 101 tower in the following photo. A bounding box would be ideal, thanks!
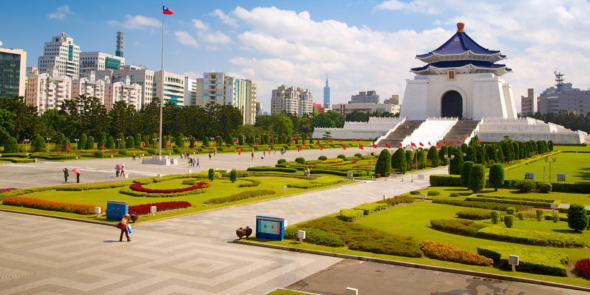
[323,74,330,107]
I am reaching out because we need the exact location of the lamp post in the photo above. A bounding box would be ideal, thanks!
[24,139,30,155]
[116,138,121,150]
[445,154,455,174]
[45,137,51,153]
[544,157,557,183]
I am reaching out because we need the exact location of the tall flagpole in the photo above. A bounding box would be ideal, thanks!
[158,9,164,158]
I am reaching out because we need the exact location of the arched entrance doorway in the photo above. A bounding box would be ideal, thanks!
[441,91,463,118]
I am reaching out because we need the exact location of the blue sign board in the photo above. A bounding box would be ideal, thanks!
[256,215,285,241]
[106,200,128,220]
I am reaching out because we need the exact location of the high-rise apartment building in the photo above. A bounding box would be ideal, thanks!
[79,51,125,78]
[97,65,156,107]
[537,72,590,115]
[25,67,72,113]
[0,47,27,97]
[38,32,80,79]
[184,77,198,106]
[323,76,330,107]
[154,70,185,105]
[71,71,106,104]
[271,85,313,116]
[198,72,257,124]
[351,90,379,104]
[520,88,536,115]
[104,75,142,110]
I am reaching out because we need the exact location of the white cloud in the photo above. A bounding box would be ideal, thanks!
[184,71,203,79]
[211,9,239,27]
[47,5,73,21]
[373,0,439,14]
[174,31,199,48]
[199,31,232,44]
[192,19,209,30]
[108,15,160,30]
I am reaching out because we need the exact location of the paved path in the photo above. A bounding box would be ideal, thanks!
[0,147,386,189]
[138,168,441,242]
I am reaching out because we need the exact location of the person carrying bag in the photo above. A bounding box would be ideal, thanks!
[117,214,132,242]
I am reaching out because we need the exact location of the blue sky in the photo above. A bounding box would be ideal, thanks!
[2,0,590,112]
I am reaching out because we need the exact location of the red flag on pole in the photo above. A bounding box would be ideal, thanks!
[268,147,271,155]
[193,141,197,146]
[385,144,390,148]
[329,138,332,143]
[316,140,320,145]
[399,143,402,148]
[291,140,295,144]
[338,139,342,142]
[66,143,70,152]
[359,144,364,150]
[373,144,377,149]
[450,141,454,145]
[101,143,105,151]
[360,138,364,141]
[320,145,323,151]
[477,141,481,145]
[419,142,424,147]
[411,142,416,147]
[163,6,174,15]
[352,139,357,142]
[343,144,347,150]
[298,146,301,152]
[457,141,461,144]
[238,147,242,155]
[428,141,431,146]
[437,143,441,147]
[444,142,448,146]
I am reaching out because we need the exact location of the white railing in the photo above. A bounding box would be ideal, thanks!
[375,118,406,145]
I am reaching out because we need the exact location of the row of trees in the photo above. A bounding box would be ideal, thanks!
[525,110,590,133]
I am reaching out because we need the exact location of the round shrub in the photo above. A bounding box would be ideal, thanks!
[461,161,474,187]
[515,180,536,193]
[504,215,514,228]
[506,207,516,215]
[277,159,286,164]
[354,153,363,158]
[450,193,459,197]
[295,157,306,164]
[119,149,128,155]
[173,147,181,154]
[391,148,407,174]
[375,149,392,177]
[489,164,505,192]
[93,150,104,157]
[147,148,157,154]
[517,212,524,220]
[337,154,346,160]
[568,204,589,232]
[3,137,19,153]
[208,168,215,182]
[536,209,544,221]
[575,258,590,279]
[491,211,500,224]
[410,190,420,195]
[318,155,328,161]
[552,211,559,223]
[230,169,238,183]
[427,191,441,196]
[538,183,552,193]
[468,164,486,193]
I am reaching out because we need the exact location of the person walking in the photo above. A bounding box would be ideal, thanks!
[117,214,131,242]
[209,152,212,160]
[63,168,69,183]
[261,153,265,161]
[132,153,136,161]
[120,165,126,178]
[76,172,80,183]
[115,165,120,178]
[196,158,200,168]
[251,151,254,160]
[214,148,217,156]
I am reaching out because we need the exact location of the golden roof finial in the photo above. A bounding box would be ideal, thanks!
[457,22,465,33]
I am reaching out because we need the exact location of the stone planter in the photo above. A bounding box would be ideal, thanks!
[244,226,252,238]
[130,213,139,223]
[236,227,245,239]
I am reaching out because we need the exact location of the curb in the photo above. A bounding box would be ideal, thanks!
[234,239,590,293]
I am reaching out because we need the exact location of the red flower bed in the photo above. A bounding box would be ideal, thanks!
[575,258,590,279]
[129,182,211,194]
[129,201,192,215]
[0,188,17,193]
[2,197,98,215]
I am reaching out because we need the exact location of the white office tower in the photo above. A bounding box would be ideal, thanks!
[154,70,185,105]
[71,71,106,104]
[0,47,27,97]
[79,51,125,78]
[97,65,156,108]
[25,67,72,113]
[271,85,313,116]
[105,75,142,110]
[199,72,257,124]
[38,32,80,79]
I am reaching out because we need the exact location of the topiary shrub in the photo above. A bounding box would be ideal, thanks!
[504,215,514,228]
[552,211,559,223]
[410,190,420,195]
[318,155,327,161]
[491,211,500,224]
[391,148,407,174]
[427,191,441,196]
[295,157,306,164]
[3,137,19,153]
[374,149,392,177]
[277,159,286,164]
[538,183,552,193]
[515,180,536,193]
[208,168,215,182]
[568,204,589,232]
[488,164,505,192]
[119,149,127,155]
[450,193,459,197]
[468,164,486,193]
[230,169,238,183]
[536,209,544,221]
[354,153,363,158]
[93,150,103,157]
[461,161,474,187]
[337,154,346,160]
[517,212,524,220]
[506,207,516,215]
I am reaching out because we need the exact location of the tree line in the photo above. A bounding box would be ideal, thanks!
[525,110,590,133]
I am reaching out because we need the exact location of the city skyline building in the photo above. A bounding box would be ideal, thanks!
[38,32,80,79]
[25,67,72,113]
[271,85,313,116]
[104,76,142,110]
[71,71,106,104]
[323,75,330,107]
[0,47,27,97]
[520,88,536,115]
[537,72,590,115]
[79,51,125,78]
[351,90,379,104]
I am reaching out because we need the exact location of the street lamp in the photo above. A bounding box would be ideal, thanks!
[45,137,51,153]
[444,154,455,174]
[24,139,30,155]
[544,157,557,183]
[116,138,121,150]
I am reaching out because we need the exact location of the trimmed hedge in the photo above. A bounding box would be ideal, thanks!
[477,226,586,248]
[427,191,441,196]
[456,209,493,220]
[238,178,261,188]
[551,182,590,194]
[0,158,35,163]
[353,203,387,215]
[56,182,129,191]
[247,166,298,173]
[432,199,531,212]
[284,227,345,247]
[119,187,206,198]
[430,219,487,237]
[380,195,415,207]
[308,168,367,177]
[204,189,276,204]
[2,197,99,215]
[128,201,191,215]
[339,209,364,222]
[477,246,569,276]
[429,175,463,186]
[420,241,493,266]
[297,216,423,258]
[287,176,345,189]
[475,194,554,203]
[0,153,29,158]
[465,197,551,208]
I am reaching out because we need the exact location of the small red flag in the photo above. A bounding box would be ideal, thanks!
[399,143,402,148]
[338,139,342,142]
[298,146,301,152]
[450,141,454,145]
[437,143,441,147]
[320,145,323,151]
[457,141,461,144]
[101,143,105,151]
[329,138,332,143]
[419,142,424,147]
[411,142,416,147]
[238,147,241,155]
[343,145,347,150]
[373,144,377,149]
[477,141,481,145]
[359,144,364,150]
[385,144,390,148]
[444,142,448,146]
[163,6,174,15]
[352,139,357,142]
[360,138,364,141]
[166,140,170,146]
[66,143,70,152]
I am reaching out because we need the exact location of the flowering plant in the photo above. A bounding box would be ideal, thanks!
[575,258,590,279]
[129,201,191,215]
[3,197,98,215]
[0,188,17,193]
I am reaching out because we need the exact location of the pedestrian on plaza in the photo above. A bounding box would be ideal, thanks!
[115,165,120,177]
[251,151,254,160]
[117,214,131,242]
[138,154,142,160]
[261,153,265,161]
[120,165,126,178]
[63,168,69,183]
[214,149,217,156]
[132,153,136,161]
[209,152,212,160]
[196,158,200,168]
[76,172,80,183]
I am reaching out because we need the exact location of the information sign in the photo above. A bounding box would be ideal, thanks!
[256,215,285,241]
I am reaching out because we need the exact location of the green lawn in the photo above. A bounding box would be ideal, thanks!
[266,289,308,295]
[557,145,590,152]
[0,176,351,224]
[401,186,590,206]
[504,152,590,183]
[253,201,590,288]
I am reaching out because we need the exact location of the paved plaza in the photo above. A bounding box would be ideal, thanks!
[0,147,384,188]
